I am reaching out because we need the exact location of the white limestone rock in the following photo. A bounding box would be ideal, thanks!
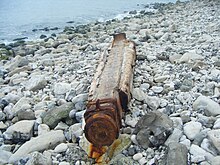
[183,121,202,140]
[193,95,220,116]
[4,120,35,141]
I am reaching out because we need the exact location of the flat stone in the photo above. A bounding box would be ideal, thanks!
[42,102,74,128]
[207,129,220,153]
[25,75,47,91]
[9,130,65,163]
[183,121,202,140]
[193,95,220,116]
[54,82,71,95]
[4,120,35,142]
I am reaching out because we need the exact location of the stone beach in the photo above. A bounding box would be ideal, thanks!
[0,0,220,164]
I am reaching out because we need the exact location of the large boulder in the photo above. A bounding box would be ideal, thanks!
[134,111,173,148]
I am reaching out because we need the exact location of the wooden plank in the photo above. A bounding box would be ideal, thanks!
[84,33,136,147]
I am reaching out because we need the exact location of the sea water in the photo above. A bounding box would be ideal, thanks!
[0,0,179,43]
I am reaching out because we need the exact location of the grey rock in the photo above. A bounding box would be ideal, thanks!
[0,67,7,78]
[133,152,143,161]
[75,101,86,111]
[72,93,88,104]
[75,110,86,122]
[132,88,146,102]
[180,79,194,92]
[213,118,220,129]
[151,86,164,94]
[144,95,160,110]
[5,55,29,71]
[9,130,65,163]
[4,93,20,104]
[109,154,138,165]
[59,162,70,165]
[62,143,94,165]
[11,97,32,116]
[169,54,182,64]
[0,121,7,130]
[207,129,220,153]
[0,149,12,164]
[3,103,14,119]
[201,138,218,156]
[69,123,83,138]
[25,75,47,91]
[26,151,52,165]
[162,142,188,165]
[17,109,35,121]
[190,144,214,163]
[0,111,6,121]
[38,124,50,135]
[211,156,220,165]
[54,82,71,95]
[154,75,169,83]
[170,117,183,130]
[54,143,68,153]
[54,122,69,130]
[197,114,215,128]
[4,120,35,142]
[42,102,74,128]
[193,128,210,146]
[165,128,183,146]
[183,121,202,140]
[135,111,173,148]
[179,50,204,63]
[193,95,220,116]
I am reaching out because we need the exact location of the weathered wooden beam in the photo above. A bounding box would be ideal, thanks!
[84,33,136,147]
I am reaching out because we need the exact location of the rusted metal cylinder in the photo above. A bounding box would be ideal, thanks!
[84,33,136,147]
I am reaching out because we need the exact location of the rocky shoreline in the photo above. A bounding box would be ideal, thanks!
[1,0,220,164]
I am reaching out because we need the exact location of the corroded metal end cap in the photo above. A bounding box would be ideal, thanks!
[84,113,119,147]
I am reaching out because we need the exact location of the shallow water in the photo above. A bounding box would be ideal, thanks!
[0,0,178,42]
